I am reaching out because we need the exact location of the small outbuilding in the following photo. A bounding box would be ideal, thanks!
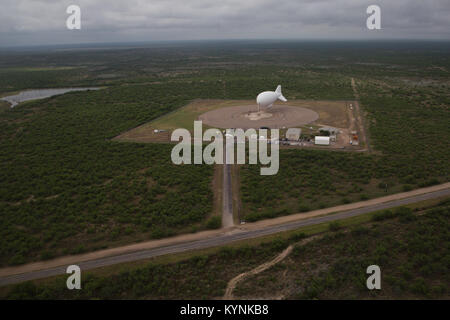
[315,136,330,145]
[286,128,301,141]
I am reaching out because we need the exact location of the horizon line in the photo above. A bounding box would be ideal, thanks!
[2,38,450,50]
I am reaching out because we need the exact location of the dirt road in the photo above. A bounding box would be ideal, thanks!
[0,182,449,286]
[224,245,293,299]
[223,235,320,299]
[351,77,371,152]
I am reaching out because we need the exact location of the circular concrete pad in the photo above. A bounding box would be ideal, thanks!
[199,105,319,129]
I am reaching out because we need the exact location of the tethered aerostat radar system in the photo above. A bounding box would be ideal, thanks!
[256,85,287,111]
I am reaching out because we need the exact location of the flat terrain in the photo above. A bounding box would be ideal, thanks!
[235,201,450,299]
[287,99,350,128]
[199,104,319,129]
[0,182,448,286]
[0,41,448,285]
[114,98,355,144]
[2,195,448,299]
[115,99,242,141]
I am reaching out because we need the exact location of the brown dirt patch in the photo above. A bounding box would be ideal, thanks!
[199,105,319,129]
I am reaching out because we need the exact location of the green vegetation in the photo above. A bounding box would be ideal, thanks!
[241,150,398,221]
[0,41,448,266]
[3,198,448,299]
[235,200,450,299]
[239,44,449,221]
[0,85,215,266]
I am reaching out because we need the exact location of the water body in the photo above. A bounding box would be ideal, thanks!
[1,87,101,108]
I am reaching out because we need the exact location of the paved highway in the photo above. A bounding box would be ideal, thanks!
[0,187,448,286]
[222,140,234,227]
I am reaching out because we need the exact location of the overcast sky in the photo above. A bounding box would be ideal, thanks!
[1,0,449,47]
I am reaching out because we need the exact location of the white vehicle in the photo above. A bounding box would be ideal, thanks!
[256,85,287,111]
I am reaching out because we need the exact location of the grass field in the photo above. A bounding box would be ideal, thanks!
[287,100,350,128]
[114,98,352,143]
[114,99,242,142]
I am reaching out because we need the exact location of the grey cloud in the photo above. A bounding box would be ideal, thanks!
[0,0,449,46]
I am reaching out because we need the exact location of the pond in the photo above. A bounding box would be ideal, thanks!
[1,87,101,108]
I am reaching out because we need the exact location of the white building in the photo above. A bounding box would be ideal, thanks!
[315,136,330,145]
[286,128,301,141]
